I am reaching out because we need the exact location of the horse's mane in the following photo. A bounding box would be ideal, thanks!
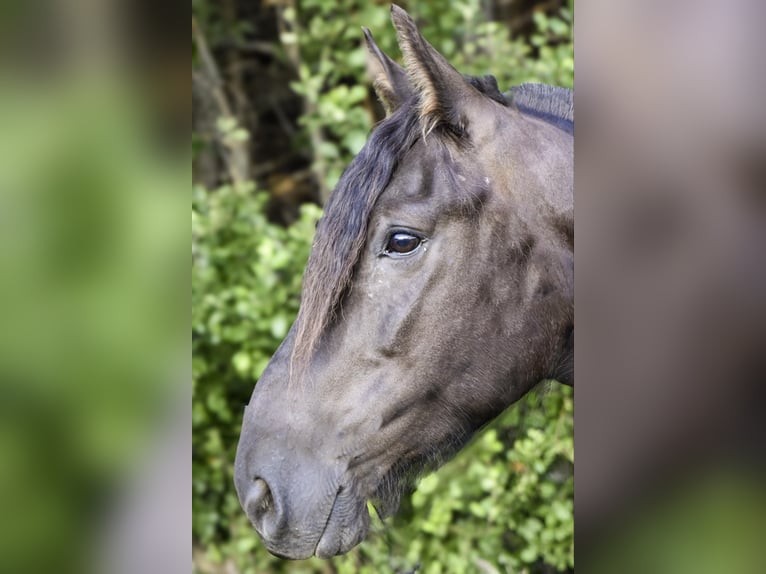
[509,83,573,134]
[290,79,570,372]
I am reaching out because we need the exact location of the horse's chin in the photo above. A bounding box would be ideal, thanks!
[313,488,370,558]
[314,476,412,558]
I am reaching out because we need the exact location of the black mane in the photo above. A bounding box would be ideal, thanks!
[509,83,573,134]
[466,74,510,106]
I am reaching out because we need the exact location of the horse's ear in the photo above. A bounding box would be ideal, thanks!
[363,27,412,116]
[390,4,481,135]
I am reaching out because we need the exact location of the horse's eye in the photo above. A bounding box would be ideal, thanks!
[385,232,421,254]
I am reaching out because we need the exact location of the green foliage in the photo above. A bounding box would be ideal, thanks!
[192,183,321,569]
[410,0,573,90]
[283,0,384,192]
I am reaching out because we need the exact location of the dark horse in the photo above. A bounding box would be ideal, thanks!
[235,5,572,560]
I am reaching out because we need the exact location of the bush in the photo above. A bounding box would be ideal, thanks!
[192,183,321,571]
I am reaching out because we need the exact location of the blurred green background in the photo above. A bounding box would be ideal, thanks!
[193,1,573,573]
[0,0,188,570]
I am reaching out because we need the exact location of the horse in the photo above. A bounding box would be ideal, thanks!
[234,5,573,560]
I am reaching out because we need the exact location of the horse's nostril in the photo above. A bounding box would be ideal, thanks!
[249,478,271,511]
[245,478,274,530]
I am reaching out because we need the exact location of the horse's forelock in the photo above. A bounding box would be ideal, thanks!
[290,105,422,376]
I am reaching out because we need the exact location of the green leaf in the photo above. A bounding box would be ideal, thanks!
[215,116,237,133]
[232,351,251,376]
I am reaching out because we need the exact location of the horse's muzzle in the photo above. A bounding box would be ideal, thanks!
[238,470,369,559]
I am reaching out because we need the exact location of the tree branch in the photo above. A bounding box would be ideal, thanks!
[192,17,250,187]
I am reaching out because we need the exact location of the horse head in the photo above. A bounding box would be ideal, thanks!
[235,5,573,559]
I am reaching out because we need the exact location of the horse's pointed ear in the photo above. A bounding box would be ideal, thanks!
[390,4,481,135]
[363,27,412,116]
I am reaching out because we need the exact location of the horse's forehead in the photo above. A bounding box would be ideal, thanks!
[385,109,518,195]
[381,138,471,202]
[385,144,439,199]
